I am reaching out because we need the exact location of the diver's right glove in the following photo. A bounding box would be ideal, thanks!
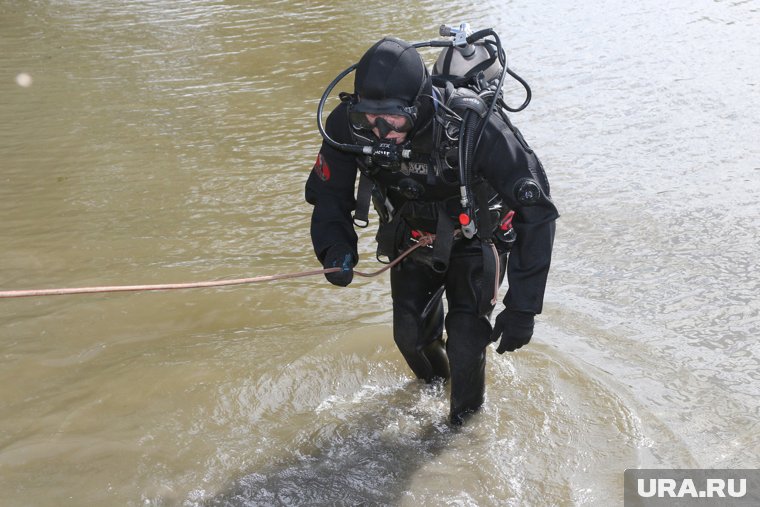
[491,309,535,353]
[322,244,356,287]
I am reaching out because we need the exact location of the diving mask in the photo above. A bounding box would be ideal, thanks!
[348,112,414,135]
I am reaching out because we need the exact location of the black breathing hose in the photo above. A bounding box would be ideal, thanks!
[316,63,367,156]
[458,109,480,207]
[504,67,532,112]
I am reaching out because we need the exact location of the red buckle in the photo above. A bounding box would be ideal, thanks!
[500,210,515,230]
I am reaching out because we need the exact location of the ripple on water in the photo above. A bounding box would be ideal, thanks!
[147,325,691,506]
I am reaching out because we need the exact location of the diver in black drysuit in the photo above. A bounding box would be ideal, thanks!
[305,37,558,425]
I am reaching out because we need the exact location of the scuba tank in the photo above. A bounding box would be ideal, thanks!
[433,27,502,85]
[429,23,526,239]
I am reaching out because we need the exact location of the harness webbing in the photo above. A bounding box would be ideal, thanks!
[353,172,374,228]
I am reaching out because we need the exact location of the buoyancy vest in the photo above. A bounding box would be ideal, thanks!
[350,85,510,241]
[349,94,513,294]
[348,83,516,315]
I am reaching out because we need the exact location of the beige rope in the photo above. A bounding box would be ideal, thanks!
[0,235,434,299]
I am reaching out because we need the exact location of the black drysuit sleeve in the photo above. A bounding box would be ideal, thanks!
[476,116,560,315]
[305,103,360,264]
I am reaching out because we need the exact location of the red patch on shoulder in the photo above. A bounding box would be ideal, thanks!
[312,153,331,181]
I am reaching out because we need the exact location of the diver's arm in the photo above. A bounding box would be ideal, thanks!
[478,117,559,315]
[305,103,360,264]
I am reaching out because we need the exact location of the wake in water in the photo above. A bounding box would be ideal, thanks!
[172,325,694,506]
[205,379,455,506]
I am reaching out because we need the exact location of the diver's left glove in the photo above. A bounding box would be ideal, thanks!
[491,309,535,353]
[322,244,357,287]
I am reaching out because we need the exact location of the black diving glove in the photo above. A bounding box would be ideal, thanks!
[491,309,535,353]
[322,244,356,287]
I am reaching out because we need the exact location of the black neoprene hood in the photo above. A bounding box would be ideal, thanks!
[353,37,427,114]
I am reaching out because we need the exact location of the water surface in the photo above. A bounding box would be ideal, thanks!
[1,1,758,505]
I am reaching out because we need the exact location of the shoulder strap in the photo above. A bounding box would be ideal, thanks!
[353,172,373,228]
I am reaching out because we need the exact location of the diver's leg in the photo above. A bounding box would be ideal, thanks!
[445,311,489,424]
[444,242,508,424]
[390,259,449,382]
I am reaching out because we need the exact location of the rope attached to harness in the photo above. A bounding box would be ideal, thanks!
[0,236,435,299]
